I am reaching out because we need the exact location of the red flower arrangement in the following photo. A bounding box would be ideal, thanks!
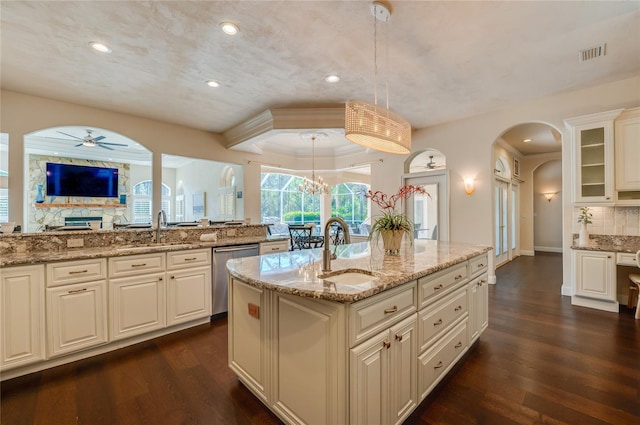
[365,185,429,212]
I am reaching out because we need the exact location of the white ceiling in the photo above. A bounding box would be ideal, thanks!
[2,1,639,159]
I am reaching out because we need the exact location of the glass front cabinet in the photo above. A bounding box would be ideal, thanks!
[565,109,623,203]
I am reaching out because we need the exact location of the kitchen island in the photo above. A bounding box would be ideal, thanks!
[226,240,492,425]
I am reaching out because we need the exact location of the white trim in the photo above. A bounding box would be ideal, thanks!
[534,246,563,253]
[520,250,535,256]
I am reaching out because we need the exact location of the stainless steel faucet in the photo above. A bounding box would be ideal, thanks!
[155,209,167,243]
[322,217,350,272]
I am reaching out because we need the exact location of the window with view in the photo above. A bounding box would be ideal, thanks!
[261,173,321,227]
[331,182,370,234]
[132,180,171,224]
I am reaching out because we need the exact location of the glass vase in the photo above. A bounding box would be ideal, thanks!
[35,184,45,203]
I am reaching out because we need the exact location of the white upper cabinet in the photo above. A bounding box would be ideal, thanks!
[614,107,640,202]
[565,109,623,203]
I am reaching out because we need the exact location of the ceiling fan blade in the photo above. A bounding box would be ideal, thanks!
[98,142,128,147]
[92,136,106,142]
[74,143,84,147]
[97,144,114,150]
[56,131,84,141]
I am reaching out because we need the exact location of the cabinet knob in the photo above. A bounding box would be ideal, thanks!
[383,340,391,349]
[395,334,403,342]
[171,275,175,279]
[159,277,163,281]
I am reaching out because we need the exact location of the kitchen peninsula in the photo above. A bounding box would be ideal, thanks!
[227,240,492,425]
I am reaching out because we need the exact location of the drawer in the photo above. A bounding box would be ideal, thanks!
[167,249,211,270]
[108,253,165,278]
[418,262,467,308]
[349,282,417,348]
[469,253,488,278]
[617,252,638,266]
[46,258,107,287]
[418,287,467,353]
[418,319,468,401]
[259,240,289,255]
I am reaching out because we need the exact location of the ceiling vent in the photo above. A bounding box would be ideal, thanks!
[578,43,606,62]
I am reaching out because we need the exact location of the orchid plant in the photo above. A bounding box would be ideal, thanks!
[365,185,430,240]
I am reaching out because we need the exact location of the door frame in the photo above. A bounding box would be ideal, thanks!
[402,170,449,242]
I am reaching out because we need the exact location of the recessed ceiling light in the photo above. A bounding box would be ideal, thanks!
[523,138,532,143]
[89,41,112,53]
[220,22,240,35]
[325,74,341,83]
[206,80,220,88]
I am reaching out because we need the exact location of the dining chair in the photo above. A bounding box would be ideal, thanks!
[288,225,324,250]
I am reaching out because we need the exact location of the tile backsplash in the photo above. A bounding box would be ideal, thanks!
[573,206,640,236]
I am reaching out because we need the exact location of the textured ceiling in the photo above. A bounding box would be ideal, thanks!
[2,1,639,157]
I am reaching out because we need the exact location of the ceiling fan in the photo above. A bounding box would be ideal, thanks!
[56,129,128,151]
[425,155,444,170]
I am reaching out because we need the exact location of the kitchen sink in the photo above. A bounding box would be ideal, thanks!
[115,243,192,252]
[318,270,378,286]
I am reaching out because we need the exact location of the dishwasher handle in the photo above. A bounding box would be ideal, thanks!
[214,245,259,253]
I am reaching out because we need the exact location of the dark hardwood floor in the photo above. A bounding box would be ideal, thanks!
[2,252,639,425]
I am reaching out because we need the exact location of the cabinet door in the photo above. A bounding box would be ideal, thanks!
[350,330,389,425]
[46,280,108,357]
[167,266,211,326]
[0,265,46,370]
[272,292,346,425]
[478,276,489,335]
[615,109,640,192]
[388,315,417,425]
[229,278,269,403]
[574,250,615,301]
[110,272,166,341]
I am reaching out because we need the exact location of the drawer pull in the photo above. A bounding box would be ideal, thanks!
[383,340,391,349]
[395,334,403,342]
[477,263,485,268]
[433,284,444,291]
[454,305,462,312]
[433,318,443,326]
[131,263,147,268]
[433,361,443,370]
[68,269,88,275]
[170,275,175,279]
[67,288,87,294]
[183,257,198,261]
[271,247,279,251]
[454,274,463,280]
[454,341,463,349]
[384,305,398,314]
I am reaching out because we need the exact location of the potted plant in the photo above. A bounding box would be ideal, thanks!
[365,185,429,254]
[577,206,592,246]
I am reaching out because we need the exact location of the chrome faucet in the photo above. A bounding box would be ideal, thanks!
[322,217,350,272]
[155,209,167,243]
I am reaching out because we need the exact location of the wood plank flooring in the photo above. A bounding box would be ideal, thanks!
[2,252,639,424]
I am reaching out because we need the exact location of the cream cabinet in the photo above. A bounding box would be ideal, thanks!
[0,265,46,370]
[468,274,488,344]
[350,314,417,425]
[46,279,108,357]
[109,272,166,341]
[614,107,640,202]
[574,250,615,301]
[228,277,269,403]
[259,240,289,255]
[166,266,211,326]
[565,109,623,203]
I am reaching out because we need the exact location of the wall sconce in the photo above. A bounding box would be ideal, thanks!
[543,192,555,202]
[464,178,475,195]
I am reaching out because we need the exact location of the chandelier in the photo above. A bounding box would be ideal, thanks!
[299,133,329,195]
[345,2,411,154]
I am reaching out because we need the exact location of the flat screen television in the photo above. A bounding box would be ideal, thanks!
[46,162,119,198]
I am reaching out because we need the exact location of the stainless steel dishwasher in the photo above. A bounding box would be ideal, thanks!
[211,244,259,317]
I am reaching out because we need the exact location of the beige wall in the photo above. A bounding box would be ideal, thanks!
[2,76,640,288]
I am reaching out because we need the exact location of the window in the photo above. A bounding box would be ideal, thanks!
[218,166,236,220]
[132,180,171,224]
[260,173,321,225]
[331,183,370,234]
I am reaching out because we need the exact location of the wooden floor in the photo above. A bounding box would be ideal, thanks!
[2,252,639,425]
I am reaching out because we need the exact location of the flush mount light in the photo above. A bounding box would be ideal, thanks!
[220,22,240,35]
[206,80,220,88]
[325,74,340,83]
[523,138,532,143]
[89,41,112,53]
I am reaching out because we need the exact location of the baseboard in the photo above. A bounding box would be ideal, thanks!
[561,284,572,296]
[520,250,535,256]
[534,246,563,253]
[571,295,619,313]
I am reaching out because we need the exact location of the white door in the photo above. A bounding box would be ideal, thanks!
[404,170,449,241]
[495,179,509,266]
[511,183,519,258]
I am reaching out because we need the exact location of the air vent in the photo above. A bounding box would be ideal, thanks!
[578,43,606,62]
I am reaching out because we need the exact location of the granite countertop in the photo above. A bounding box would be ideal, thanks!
[226,240,492,303]
[571,235,640,253]
[0,235,289,267]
